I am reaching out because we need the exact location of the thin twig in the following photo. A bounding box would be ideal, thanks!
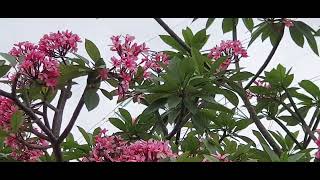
[245,25,285,89]
[154,18,191,55]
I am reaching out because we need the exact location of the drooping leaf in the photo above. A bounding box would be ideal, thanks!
[0,53,17,66]
[109,118,127,132]
[206,18,215,29]
[242,18,254,32]
[84,89,100,111]
[289,26,305,48]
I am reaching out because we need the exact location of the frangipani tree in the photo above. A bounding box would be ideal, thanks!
[0,18,319,162]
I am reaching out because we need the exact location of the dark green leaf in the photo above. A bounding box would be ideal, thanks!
[73,53,90,65]
[294,21,319,55]
[221,89,239,107]
[230,71,254,82]
[10,110,24,133]
[242,18,254,32]
[206,18,215,29]
[182,27,194,46]
[0,53,16,66]
[119,108,132,125]
[100,89,113,100]
[222,18,237,34]
[261,143,280,162]
[181,135,200,153]
[167,95,181,109]
[289,26,305,48]
[279,116,299,126]
[237,135,256,147]
[85,39,101,62]
[0,65,11,77]
[248,22,268,47]
[234,119,253,132]
[159,35,188,55]
[299,80,320,99]
[84,89,100,111]
[191,29,209,50]
[109,118,127,132]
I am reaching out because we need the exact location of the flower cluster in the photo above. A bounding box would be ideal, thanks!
[9,41,38,59]
[0,96,17,131]
[4,135,47,162]
[82,129,176,162]
[38,30,82,57]
[283,18,294,28]
[208,40,248,71]
[19,50,60,88]
[8,30,81,89]
[108,35,169,100]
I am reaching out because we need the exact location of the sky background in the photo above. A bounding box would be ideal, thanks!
[1,18,320,147]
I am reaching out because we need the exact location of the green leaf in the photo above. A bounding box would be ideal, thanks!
[181,135,199,153]
[93,127,102,137]
[211,56,227,72]
[109,118,127,132]
[192,111,209,133]
[278,116,299,126]
[167,95,181,109]
[248,22,268,47]
[205,101,233,114]
[237,135,256,147]
[294,21,319,55]
[73,53,90,65]
[221,89,239,107]
[77,126,92,146]
[234,119,253,132]
[242,18,254,32]
[85,39,101,62]
[182,27,194,46]
[252,130,268,146]
[269,130,288,151]
[261,143,280,162]
[222,18,237,34]
[0,53,17,66]
[206,18,215,29]
[288,153,305,162]
[119,108,132,125]
[159,35,188,55]
[143,98,167,115]
[10,110,24,133]
[191,29,209,50]
[0,65,11,77]
[57,65,89,87]
[230,71,254,82]
[100,89,113,100]
[285,131,299,150]
[106,78,119,87]
[289,26,305,48]
[84,89,100,111]
[299,80,320,99]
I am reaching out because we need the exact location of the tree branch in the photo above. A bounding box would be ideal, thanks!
[154,18,191,55]
[1,87,57,142]
[284,89,317,141]
[17,134,51,150]
[57,87,87,144]
[52,82,72,136]
[268,114,303,150]
[303,108,319,147]
[244,25,285,89]
[225,80,282,155]
[305,115,320,148]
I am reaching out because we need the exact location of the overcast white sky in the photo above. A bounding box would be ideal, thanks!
[1,18,320,146]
